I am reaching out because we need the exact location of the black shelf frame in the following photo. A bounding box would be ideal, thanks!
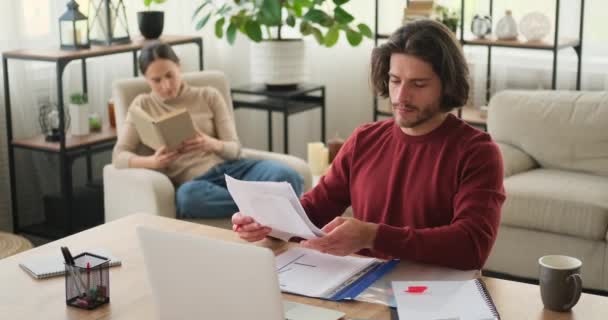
[2,37,204,239]
[459,0,585,103]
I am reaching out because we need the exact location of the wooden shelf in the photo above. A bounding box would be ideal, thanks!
[460,107,487,126]
[12,125,116,152]
[2,35,201,62]
[462,37,580,50]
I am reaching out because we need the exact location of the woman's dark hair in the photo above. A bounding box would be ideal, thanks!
[138,42,180,75]
[370,20,469,112]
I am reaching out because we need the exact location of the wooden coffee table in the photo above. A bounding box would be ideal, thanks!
[0,213,606,319]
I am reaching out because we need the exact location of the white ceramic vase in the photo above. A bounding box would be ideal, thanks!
[69,103,90,136]
[250,40,307,88]
[519,12,551,42]
[496,10,518,40]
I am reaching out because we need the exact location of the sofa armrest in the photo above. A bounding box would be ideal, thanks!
[497,142,538,177]
[241,148,312,191]
[103,165,176,221]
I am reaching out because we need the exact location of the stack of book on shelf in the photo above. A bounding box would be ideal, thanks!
[403,0,435,25]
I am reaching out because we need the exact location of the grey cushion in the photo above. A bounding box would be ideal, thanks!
[497,142,538,177]
[501,169,608,240]
[488,90,608,176]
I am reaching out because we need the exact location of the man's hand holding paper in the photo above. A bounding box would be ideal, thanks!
[226,175,325,242]
[300,216,379,256]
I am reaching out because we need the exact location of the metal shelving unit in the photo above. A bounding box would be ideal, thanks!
[459,0,585,102]
[372,0,585,121]
[3,35,203,239]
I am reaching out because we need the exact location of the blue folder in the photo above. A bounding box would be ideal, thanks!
[327,259,399,301]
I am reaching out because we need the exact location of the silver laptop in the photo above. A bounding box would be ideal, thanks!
[137,226,345,320]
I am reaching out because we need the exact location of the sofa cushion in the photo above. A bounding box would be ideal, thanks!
[497,142,538,177]
[488,90,608,176]
[501,169,608,240]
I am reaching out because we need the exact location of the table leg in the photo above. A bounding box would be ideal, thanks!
[195,38,204,70]
[268,110,273,152]
[3,57,19,233]
[132,50,138,77]
[57,61,74,235]
[81,58,87,94]
[86,147,93,183]
[321,87,326,143]
[284,111,289,154]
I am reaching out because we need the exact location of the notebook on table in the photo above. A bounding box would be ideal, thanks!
[19,249,121,279]
[392,279,500,320]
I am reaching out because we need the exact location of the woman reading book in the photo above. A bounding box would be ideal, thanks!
[112,42,303,218]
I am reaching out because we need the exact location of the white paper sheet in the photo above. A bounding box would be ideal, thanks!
[275,247,379,298]
[225,175,325,241]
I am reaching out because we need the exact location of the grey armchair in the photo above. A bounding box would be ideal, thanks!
[103,71,312,229]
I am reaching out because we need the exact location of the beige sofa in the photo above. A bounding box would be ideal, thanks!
[484,90,608,291]
[103,71,312,229]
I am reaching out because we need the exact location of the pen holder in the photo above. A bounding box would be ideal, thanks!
[65,252,110,309]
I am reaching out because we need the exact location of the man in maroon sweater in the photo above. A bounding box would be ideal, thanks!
[233,20,505,270]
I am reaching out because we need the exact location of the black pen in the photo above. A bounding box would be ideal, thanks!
[61,247,86,297]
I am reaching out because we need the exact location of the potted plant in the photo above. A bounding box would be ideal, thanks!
[138,0,167,39]
[434,4,459,34]
[193,0,372,89]
[69,93,90,136]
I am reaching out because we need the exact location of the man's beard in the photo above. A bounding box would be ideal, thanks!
[393,103,439,129]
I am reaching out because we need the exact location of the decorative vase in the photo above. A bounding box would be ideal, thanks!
[137,11,164,39]
[496,10,518,40]
[69,103,90,136]
[471,15,492,39]
[250,40,306,90]
[519,12,551,42]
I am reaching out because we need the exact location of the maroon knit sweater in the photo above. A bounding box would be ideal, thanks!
[301,114,505,270]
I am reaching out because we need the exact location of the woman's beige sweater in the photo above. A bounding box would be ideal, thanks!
[112,83,241,185]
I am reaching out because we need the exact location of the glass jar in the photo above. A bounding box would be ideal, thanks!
[108,99,116,128]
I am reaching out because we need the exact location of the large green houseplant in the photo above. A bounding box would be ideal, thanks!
[193,0,372,47]
[193,0,371,88]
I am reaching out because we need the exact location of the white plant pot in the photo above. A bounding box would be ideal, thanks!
[250,40,307,87]
[69,103,90,136]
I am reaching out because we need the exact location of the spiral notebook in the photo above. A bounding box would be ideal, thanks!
[19,249,122,279]
[392,279,500,320]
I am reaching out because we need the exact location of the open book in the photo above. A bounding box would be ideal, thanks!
[130,107,197,151]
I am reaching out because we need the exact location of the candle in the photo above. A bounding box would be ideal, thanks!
[307,142,325,175]
[62,25,75,45]
[320,147,329,174]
